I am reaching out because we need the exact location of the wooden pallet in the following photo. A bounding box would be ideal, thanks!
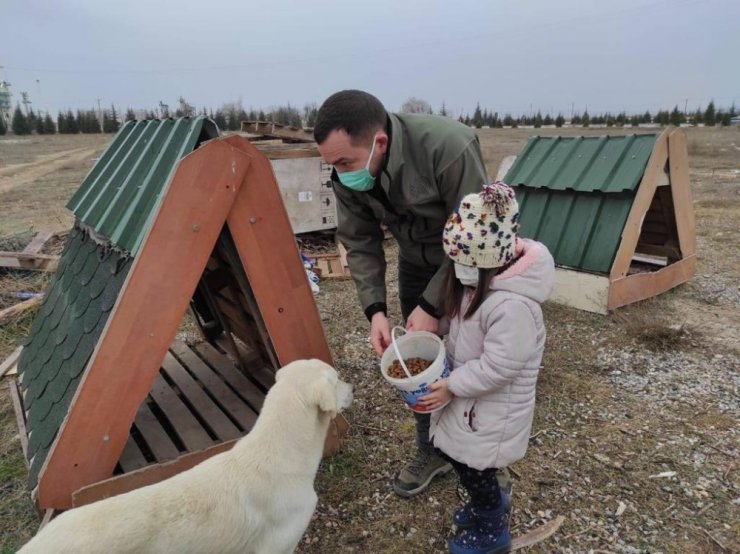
[308,243,350,280]
[0,229,67,272]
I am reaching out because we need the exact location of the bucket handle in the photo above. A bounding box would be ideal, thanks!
[391,326,414,379]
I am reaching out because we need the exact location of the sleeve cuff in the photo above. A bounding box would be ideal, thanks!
[417,295,442,319]
[364,302,388,321]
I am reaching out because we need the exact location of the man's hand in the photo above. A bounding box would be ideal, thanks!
[406,306,439,334]
[370,312,391,357]
[420,379,453,410]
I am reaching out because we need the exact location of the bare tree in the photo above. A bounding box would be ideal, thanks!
[401,97,432,114]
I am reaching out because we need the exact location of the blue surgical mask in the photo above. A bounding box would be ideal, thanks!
[337,136,377,191]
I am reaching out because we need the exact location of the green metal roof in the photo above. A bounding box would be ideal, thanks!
[66,116,217,255]
[18,225,133,488]
[504,133,660,274]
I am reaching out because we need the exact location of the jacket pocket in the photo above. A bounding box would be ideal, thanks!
[462,399,478,433]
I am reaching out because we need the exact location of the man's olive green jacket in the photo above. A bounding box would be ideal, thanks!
[332,112,489,319]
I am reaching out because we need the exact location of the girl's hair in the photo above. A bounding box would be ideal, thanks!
[444,265,501,320]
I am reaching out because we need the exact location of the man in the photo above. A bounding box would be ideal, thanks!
[314,90,489,497]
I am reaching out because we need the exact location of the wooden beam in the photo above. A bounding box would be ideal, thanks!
[222,135,334,367]
[0,346,23,378]
[0,296,43,325]
[72,440,238,508]
[667,128,696,257]
[610,129,670,280]
[0,252,58,272]
[37,139,252,509]
[22,231,55,254]
[8,380,29,465]
[608,255,696,310]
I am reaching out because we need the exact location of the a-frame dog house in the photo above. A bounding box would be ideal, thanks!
[502,127,695,314]
[13,116,347,511]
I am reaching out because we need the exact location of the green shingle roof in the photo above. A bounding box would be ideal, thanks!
[18,226,132,487]
[18,117,217,489]
[504,133,660,273]
[66,116,217,255]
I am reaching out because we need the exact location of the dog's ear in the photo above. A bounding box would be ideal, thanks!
[313,373,337,418]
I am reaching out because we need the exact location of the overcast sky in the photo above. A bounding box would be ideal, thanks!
[4,0,739,119]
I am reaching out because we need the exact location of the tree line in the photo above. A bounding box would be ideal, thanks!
[451,100,736,129]
[2,98,736,137]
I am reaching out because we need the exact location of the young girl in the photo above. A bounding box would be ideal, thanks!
[421,181,554,554]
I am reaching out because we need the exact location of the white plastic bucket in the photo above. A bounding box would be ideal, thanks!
[380,326,451,413]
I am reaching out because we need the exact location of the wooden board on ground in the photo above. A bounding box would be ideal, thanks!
[0,251,59,272]
[0,346,22,378]
[0,296,44,325]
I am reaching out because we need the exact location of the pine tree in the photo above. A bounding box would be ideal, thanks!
[669,106,684,126]
[581,110,590,127]
[439,101,448,117]
[472,103,483,128]
[703,101,716,126]
[630,115,640,127]
[125,108,136,122]
[641,110,652,124]
[27,108,38,134]
[66,109,78,133]
[213,109,227,130]
[43,113,56,134]
[605,113,614,127]
[105,105,120,133]
[543,114,553,126]
[12,105,31,135]
[533,110,543,128]
[0,114,6,135]
[36,113,45,134]
[571,114,582,125]
[554,114,565,128]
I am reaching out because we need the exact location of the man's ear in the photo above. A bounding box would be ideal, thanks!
[313,373,337,418]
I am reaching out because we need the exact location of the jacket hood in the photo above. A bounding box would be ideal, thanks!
[490,238,554,303]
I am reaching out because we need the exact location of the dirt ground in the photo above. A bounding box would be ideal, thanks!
[0,126,738,553]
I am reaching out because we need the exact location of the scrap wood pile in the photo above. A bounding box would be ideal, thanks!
[0,230,67,325]
[296,232,350,281]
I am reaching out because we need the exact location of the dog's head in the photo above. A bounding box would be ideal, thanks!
[275,359,353,418]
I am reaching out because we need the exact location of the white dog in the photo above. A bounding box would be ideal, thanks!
[20,359,353,554]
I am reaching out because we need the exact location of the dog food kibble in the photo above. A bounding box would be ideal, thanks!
[387,357,433,379]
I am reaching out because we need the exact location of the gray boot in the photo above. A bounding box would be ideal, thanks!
[392,449,452,497]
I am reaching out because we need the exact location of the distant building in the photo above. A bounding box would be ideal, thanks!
[730,116,740,126]
[0,81,11,125]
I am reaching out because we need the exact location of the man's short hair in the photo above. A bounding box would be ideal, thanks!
[314,90,386,145]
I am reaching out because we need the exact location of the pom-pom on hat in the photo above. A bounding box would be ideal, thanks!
[442,181,520,268]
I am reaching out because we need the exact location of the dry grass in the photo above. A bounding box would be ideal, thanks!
[0,127,738,553]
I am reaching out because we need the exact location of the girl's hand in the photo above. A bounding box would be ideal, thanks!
[420,379,453,410]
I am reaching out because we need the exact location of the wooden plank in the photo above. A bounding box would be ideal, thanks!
[133,401,181,462]
[222,135,334,367]
[1,346,22,378]
[0,296,43,325]
[0,252,59,272]
[609,129,670,281]
[38,139,252,509]
[207,339,275,391]
[608,255,696,310]
[161,352,241,441]
[550,267,610,315]
[194,342,268,410]
[668,128,697,257]
[72,440,238,508]
[149,373,214,452]
[23,231,56,254]
[170,341,258,430]
[8,380,30,465]
[118,436,149,473]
